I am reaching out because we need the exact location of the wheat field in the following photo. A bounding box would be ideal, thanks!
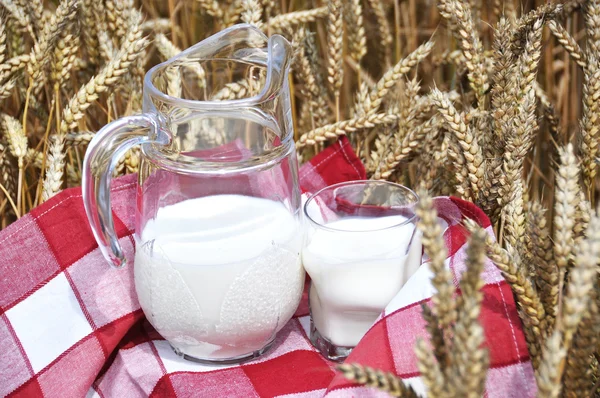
[0,0,598,396]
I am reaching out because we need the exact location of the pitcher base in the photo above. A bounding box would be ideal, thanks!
[171,339,275,365]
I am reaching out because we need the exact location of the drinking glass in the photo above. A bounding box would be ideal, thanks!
[302,181,421,361]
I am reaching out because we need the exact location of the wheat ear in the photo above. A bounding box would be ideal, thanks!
[437,0,488,107]
[326,0,343,109]
[41,135,66,201]
[526,202,559,326]
[364,42,434,116]
[365,0,392,66]
[553,144,581,271]
[297,113,399,147]
[536,330,567,398]
[0,17,6,65]
[154,33,206,89]
[195,0,224,19]
[61,12,147,135]
[548,20,586,69]
[431,89,484,198]
[344,0,366,65]
[448,229,489,397]
[26,0,78,93]
[337,364,419,398]
[241,0,264,30]
[579,53,600,193]
[416,189,456,330]
[465,220,546,368]
[415,337,446,397]
[268,7,328,32]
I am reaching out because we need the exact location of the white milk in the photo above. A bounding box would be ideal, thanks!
[302,216,422,347]
[134,195,304,361]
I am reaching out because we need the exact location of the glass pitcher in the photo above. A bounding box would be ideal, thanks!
[82,25,304,364]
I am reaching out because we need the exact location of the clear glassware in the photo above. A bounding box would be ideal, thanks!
[302,181,422,361]
[82,25,304,364]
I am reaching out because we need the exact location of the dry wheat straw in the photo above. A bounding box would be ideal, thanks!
[337,364,419,398]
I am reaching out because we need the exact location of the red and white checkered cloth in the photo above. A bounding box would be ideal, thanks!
[0,137,534,397]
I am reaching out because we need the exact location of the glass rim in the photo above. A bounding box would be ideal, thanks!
[303,180,419,233]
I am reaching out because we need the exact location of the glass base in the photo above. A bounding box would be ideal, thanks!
[171,338,275,365]
[309,318,354,362]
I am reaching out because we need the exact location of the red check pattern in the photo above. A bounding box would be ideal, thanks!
[0,137,534,397]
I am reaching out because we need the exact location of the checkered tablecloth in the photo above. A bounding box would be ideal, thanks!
[0,137,534,397]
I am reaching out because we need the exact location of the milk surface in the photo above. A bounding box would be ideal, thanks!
[134,195,304,360]
[302,216,422,347]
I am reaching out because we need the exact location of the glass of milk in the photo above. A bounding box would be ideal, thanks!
[302,181,422,361]
[81,26,305,364]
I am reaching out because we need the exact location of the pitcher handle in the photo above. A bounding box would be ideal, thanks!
[82,114,167,268]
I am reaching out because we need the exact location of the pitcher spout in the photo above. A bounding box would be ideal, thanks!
[144,24,293,108]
